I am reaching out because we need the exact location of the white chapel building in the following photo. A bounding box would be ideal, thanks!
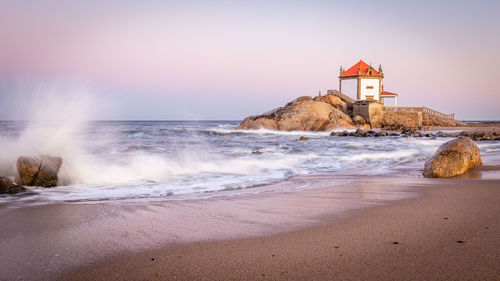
[339,60,398,106]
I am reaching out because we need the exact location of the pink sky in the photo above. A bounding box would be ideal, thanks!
[1,0,499,120]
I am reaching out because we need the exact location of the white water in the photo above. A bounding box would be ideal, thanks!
[1,88,500,205]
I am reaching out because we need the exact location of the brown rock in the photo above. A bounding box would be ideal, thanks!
[276,101,333,131]
[237,116,278,130]
[354,128,368,137]
[0,177,27,194]
[312,95,326,102]
[377,130,388,136]
[352,115,371,130]
[17,156,63,187]
[315,94,350,114]
[237,98,355,131]
[324,95,348,113]
[324,107,356,130]
[298,136,309,141]
[291,96,313,104]
[423,137,482,178]
[353,115,367,125]
[436,131,446,137]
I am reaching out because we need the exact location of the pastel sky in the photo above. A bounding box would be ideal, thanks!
[1,0,499,120]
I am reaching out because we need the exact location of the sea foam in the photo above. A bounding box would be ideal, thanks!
[1,88,500,204]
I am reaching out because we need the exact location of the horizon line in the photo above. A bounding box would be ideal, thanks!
[1,119,499,123]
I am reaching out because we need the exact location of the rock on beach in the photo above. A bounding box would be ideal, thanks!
[0,176,27,194]
[423,137,482,178]
[17,155,63,187]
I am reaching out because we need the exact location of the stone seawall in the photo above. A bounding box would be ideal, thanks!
[346,101,457,129]
[352,101,384,128]
[383,111,423,128]
[423,114,457,127]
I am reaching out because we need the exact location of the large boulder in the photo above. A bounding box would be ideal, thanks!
[423,137,482,178]
[237,116,278,130]
[17,156,63,187]
[290,96,313,104]
[327,90,355,115]
[277,100,338,131]
[0,177,27,194]
[237,97,355,131]
[314,94,348,113]
[324,107,356,130]
[353,115,371,130]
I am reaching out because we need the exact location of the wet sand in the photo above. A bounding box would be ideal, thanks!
[63,175,500,280]
[1,166,498,280]
[0,173,419,281]
[61,174,500,281]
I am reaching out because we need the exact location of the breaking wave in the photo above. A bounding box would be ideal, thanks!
[1,88,499,204]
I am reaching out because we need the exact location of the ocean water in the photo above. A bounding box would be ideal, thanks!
[1,120,499,205]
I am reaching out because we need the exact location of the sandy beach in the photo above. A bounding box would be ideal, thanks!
[64,171,500,281]
[1,164,499,281]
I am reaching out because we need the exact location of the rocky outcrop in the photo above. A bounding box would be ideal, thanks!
[353,115,370,130]
[237,116,278,130]
[323,106,356,130]
[458,130,500,141]
[237,96,355,131]
[329,129,500,140]
[274,100,343,131]
[17,156,63,187]
[423,137,482,178]
[238,91,464,131]
[313,95,347,113]
[0,177,27,194]
[326,90,355,115]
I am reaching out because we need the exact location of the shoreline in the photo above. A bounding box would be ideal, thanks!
[0,172,420,280]
[1,165,499,280]
[63,173,500,281]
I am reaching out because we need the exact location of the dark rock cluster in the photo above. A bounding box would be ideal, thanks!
[0,177,27,194]
[1,155,63,195]
[330,128,499,141]
[457,131,499,141]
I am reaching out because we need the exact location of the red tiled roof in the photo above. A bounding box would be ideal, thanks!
[381,91,398,96]
[340,60,380,77]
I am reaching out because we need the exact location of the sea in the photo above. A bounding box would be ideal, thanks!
[1,120,499,206]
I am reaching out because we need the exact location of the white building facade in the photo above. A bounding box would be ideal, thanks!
[339,60,383,102]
